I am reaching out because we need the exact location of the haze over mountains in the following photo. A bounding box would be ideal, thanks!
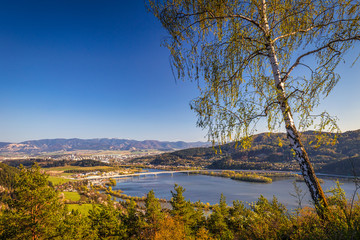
[0,138,209,153]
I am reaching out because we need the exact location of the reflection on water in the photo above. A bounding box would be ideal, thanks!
[113,171,357,209]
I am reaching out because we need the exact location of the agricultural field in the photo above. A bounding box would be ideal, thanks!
[46,165,113,173]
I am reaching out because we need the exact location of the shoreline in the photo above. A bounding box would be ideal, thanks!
[72,168,357,181]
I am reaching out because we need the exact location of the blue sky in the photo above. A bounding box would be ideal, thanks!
[0,1,359,143]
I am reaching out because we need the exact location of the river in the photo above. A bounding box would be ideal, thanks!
[112,169,358,209]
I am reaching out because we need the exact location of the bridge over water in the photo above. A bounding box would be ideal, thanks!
[84,170,219,180]
[84,169,297,180]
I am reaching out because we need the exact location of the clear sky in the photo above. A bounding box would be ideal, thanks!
[0,1,359,143]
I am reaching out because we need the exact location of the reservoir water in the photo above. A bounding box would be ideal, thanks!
[113,170,358,209]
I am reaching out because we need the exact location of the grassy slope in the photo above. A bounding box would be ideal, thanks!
[62,191,81,201]
[48,176,72,185]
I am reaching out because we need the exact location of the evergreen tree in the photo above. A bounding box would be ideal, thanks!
[88,198,127,239]
[208,194,233,240]
[246,195,291,239]
[170,184,204,234]
[144,190,164,238]
[170,184,191,217]
[121,200,144,239]
[0,163,63,240]
[56,207,96,240]
[227,200,250,238]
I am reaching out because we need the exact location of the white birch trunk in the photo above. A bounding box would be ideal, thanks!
[260,0,328,212]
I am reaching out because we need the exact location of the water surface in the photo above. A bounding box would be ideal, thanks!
[113,170,357,209]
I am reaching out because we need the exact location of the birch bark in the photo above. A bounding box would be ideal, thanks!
[259,0,328,212]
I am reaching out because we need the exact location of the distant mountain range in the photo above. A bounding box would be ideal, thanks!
[0,138,209,153]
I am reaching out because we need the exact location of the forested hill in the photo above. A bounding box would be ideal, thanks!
[132,130,360,176]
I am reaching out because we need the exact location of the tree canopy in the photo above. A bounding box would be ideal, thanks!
[149,0,359,144]
[149,0,360,213]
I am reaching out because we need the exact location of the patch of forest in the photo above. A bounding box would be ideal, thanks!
[0,163,19,189]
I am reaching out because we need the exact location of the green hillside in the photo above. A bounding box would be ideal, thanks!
[0,162,19,189]
[132,130,360,175]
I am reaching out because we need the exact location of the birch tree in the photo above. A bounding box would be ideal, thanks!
[148,0,360,213]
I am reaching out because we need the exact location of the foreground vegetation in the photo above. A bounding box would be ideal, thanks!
[1,163,360,239]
